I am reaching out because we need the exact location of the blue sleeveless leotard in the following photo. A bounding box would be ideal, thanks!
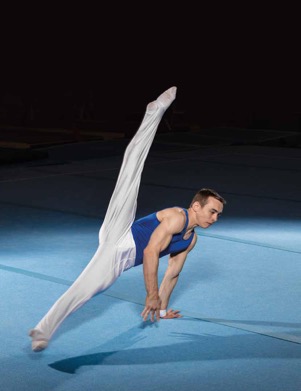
[131,208,194,266]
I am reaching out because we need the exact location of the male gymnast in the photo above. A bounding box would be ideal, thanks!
[29,86,226,351]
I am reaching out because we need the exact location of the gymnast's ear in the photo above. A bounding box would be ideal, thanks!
[191,201,201,211]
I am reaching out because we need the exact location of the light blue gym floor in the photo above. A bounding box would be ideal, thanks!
[1,128,301,391]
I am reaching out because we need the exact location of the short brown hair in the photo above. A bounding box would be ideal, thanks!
[190,188,226,207]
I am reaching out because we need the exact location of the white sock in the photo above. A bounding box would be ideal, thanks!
[147,86,177,112]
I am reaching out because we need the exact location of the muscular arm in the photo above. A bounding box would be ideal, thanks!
[141,210,186,322]
[159,232,197,314]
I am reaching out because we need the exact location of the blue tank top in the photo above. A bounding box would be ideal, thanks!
[131,208,194,266]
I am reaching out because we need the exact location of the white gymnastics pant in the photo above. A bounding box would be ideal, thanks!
[30,87,177,343]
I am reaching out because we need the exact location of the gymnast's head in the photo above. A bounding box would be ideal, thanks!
[189,188,226,228]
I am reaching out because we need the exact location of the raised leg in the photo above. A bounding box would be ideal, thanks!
[98,86,177,244]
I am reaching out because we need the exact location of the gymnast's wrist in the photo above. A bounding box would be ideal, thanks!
[160,309,167,318]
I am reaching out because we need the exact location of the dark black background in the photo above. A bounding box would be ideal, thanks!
[1,5,300,132]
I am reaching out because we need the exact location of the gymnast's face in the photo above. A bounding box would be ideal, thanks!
[194,197,223,228]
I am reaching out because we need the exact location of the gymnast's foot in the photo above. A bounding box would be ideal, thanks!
[29,329,49,352]
[147,86,177,113]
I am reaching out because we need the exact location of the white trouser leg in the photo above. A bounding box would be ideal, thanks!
[30,87,177,347]
[98,88,176,244]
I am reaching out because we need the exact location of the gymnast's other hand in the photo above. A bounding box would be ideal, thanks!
[160,309,182,319]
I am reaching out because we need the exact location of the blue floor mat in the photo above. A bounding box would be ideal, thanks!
[1,140,301,391]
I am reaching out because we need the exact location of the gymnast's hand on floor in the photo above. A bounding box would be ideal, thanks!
[161,309,182,319]
[141,296,162,322]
